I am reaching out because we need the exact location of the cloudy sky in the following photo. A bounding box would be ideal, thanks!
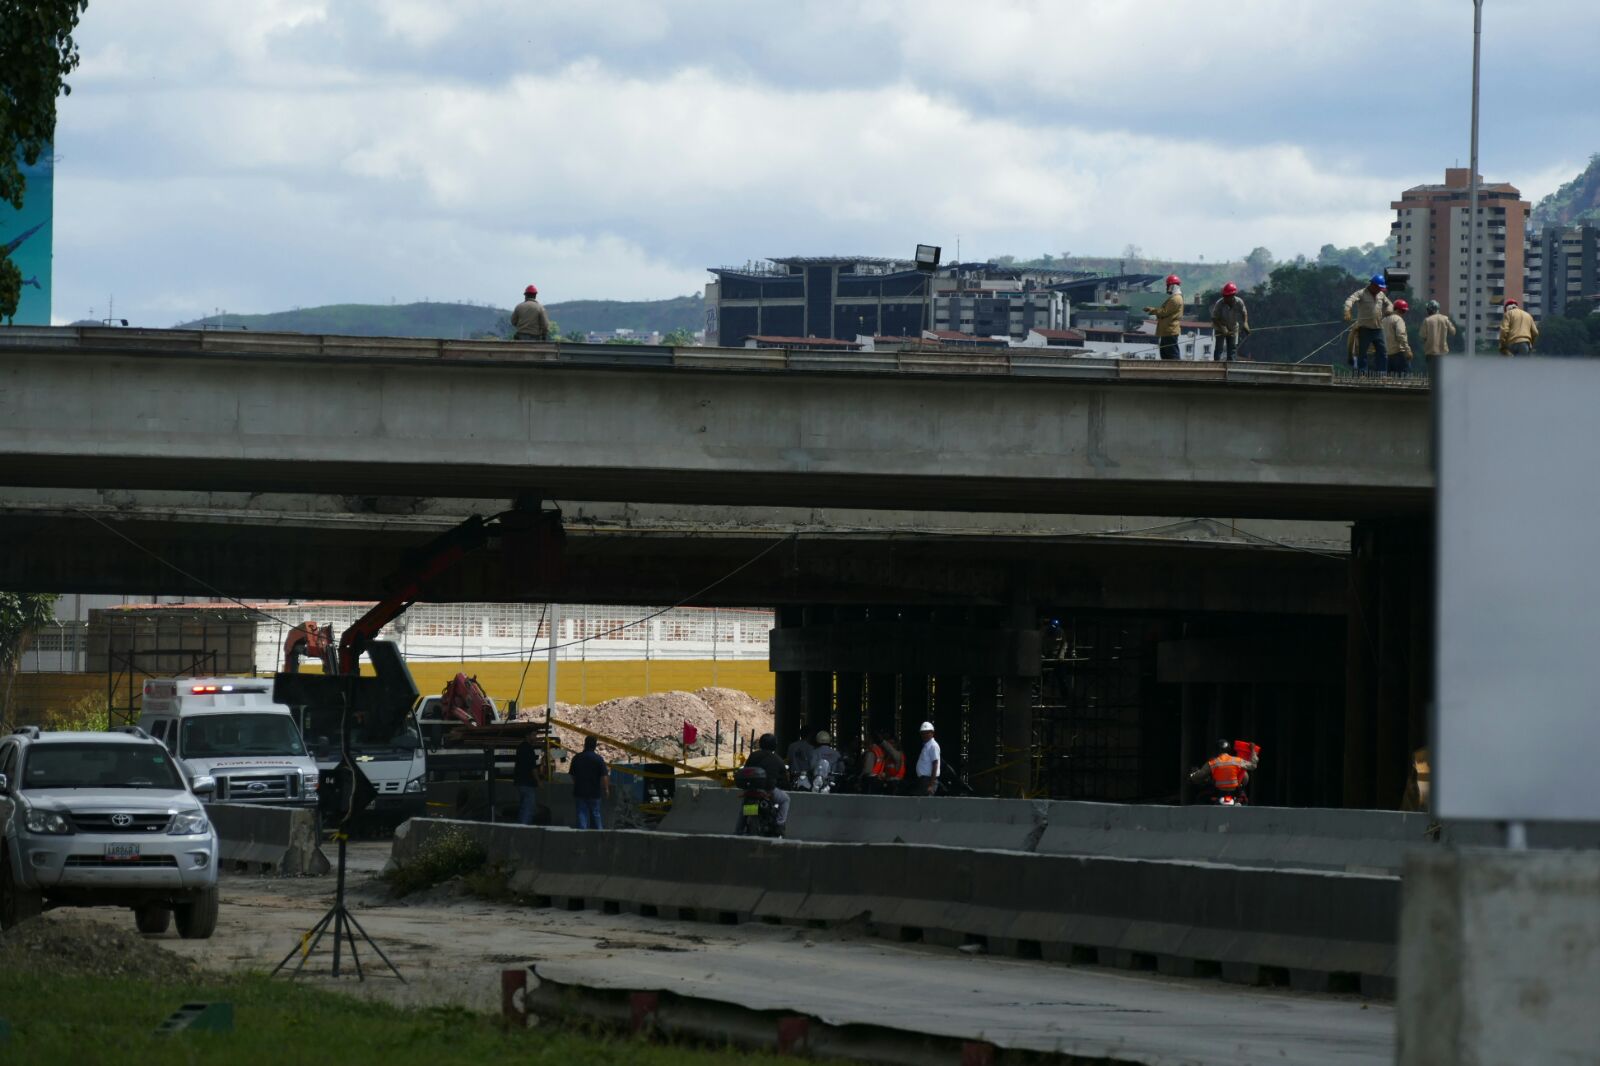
[49,0,1599,324]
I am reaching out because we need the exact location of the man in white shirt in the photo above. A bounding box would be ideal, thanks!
[914,721,941,796]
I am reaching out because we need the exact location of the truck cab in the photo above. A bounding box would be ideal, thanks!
[294,702,427,827]
[139,678,320,810]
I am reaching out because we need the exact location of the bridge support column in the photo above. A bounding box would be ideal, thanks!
[834,671,864,754]
[967,677,999,795]
[773,607,804,749]
[1344,520,1432,809]
[999,676,1034,798]
[933,673,964,783]
[867,673,897,745]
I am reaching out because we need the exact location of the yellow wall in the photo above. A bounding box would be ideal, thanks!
[6,660,773,724]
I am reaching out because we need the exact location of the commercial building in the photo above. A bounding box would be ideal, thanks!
[1391,168,1531,330]
[706,257,1107,346]
[1524,223,1600,320]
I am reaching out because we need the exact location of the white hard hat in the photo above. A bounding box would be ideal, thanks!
[815,730,832,745]
[919,721,935,732]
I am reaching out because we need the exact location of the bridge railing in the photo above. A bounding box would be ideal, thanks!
[0,325,1374,387]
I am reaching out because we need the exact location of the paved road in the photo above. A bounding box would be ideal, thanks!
[70,842,1392,1064]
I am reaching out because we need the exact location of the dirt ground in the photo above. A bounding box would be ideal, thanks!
[518,687,773,763]
[41,842,1393,1066]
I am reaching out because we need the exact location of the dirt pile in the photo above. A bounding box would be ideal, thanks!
[517,687,773,762]
[0,913,197,981]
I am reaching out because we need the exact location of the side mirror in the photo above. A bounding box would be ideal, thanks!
[0,772,8,793]
[191,775,216,797]
[395,734,419,751]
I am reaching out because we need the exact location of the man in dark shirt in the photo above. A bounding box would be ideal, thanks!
[512,735,540,826]
[741,732,791,833]
[570,735,610,830]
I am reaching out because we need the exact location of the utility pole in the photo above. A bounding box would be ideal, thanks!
[1466,0,1484,357]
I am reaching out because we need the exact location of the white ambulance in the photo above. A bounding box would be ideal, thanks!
[139,678,321,812]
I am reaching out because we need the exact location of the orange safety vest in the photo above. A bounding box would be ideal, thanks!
[881,743,906,780]
[865,744,886,779]
[1207,753,1249,791]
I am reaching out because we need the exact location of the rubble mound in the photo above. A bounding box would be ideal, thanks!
[0,913,198,981]
[517,688,773,761]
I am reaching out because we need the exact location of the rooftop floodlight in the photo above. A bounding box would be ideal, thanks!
[915,244,941,273]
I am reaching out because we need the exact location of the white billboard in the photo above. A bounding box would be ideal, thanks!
[1435,357,1600,821]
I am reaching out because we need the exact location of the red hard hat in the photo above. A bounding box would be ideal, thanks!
[1165,274,1181,287]
[1503,297,1519,307]
[1221,282,1238,297]
[524,284,538,297]
[1393,299,1409,313]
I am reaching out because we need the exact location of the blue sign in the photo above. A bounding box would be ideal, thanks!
[2,147,53,325]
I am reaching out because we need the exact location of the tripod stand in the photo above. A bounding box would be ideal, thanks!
[271,675,403,982]
[272,831,404,982]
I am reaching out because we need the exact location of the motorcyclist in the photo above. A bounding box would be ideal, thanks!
[1190,739,1255,803]
[742,733,791,834]
[785,733,815,783]
[811,730,841,790]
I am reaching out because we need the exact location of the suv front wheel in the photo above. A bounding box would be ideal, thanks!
[174,886,219,939]
[0,849,44,930]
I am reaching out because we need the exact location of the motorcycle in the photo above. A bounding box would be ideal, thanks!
[733,766,782,837]
[1210,792,1247,806]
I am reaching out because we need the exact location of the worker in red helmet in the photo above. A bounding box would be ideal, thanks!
[1497,297,1539,356]
[1209,281,1251,362]
[1144,274,1184,361]
[1382,297,1414,377]
[511,283,550,341]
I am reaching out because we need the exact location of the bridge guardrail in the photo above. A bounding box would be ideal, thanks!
[1,325,1356,387]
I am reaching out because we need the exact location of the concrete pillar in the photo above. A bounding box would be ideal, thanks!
[933,674,964,777]
[772,606,804,749]
[999,675,1033,798]
[866,673,897,741]
[802,671,833,744]
[834,671,864,753]
[968,677,999,796]
[901,673,931,751]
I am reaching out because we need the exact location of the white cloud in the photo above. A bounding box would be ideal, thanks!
[47,0,1599,324]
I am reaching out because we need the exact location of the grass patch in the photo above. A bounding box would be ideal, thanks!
[462,862,514,902]
[383,830,487,897]
[0,967,794,1065]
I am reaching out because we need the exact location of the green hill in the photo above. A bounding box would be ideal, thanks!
[1531,154,1600,231]
[174,294,705,339]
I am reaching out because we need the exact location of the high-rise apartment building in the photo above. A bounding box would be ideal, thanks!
[1525,223,1600,320]
[1391,168,1530,331]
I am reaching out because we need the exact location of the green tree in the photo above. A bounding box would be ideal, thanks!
[562,328,586,343]
[661,327,696,347]
[1,0,89,322]
[1537,315,1592,356]
[1,592,59,726]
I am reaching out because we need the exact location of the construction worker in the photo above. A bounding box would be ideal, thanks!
[1421,300,1455,375]
[741,733,791,834]
[1209,282,1250,362]
[1498,297,1539,356]
[785,732,816,783]
[1189,739,1255,803]
[861,729,905,794]
[511,283,550,341]
[1144,274,1184,360]
[811,730,841,789]
[1382,299,1414,377]
[914,721,941,796]
[1343,274,1395,374]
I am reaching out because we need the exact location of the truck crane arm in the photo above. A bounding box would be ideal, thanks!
[438,672,496,728]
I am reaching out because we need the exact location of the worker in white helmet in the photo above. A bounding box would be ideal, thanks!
[914,721,941,796]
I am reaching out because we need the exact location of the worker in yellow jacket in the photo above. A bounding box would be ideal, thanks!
[1343,274,1395,373]
[1381,299,1414,377]
[1144,274,1184,360]
[1498,298,1539,356]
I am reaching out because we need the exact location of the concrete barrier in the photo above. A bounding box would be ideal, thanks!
[660,790,1050,852]
[396,818,1398,992]
[661,792,1600,877]
[1398,847,1600,1064]
[206,802,330,876]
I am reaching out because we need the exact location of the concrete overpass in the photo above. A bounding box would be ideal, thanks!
[0,327,1430,520]
[0,490,1347,611]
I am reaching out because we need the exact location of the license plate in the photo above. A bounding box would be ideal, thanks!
[741,803,759,816]
[104,843,141,861]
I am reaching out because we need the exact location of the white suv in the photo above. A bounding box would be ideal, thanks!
[0,727,220,938]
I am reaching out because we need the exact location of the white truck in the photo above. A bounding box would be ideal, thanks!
[139,678,321,813]
[295,697,428,828]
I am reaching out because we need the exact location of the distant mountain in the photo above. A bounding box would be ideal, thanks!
[1531,154,1600,231]
[173,294,705,339]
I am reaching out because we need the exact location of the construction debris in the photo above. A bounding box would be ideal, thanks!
[516,688,773,762]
